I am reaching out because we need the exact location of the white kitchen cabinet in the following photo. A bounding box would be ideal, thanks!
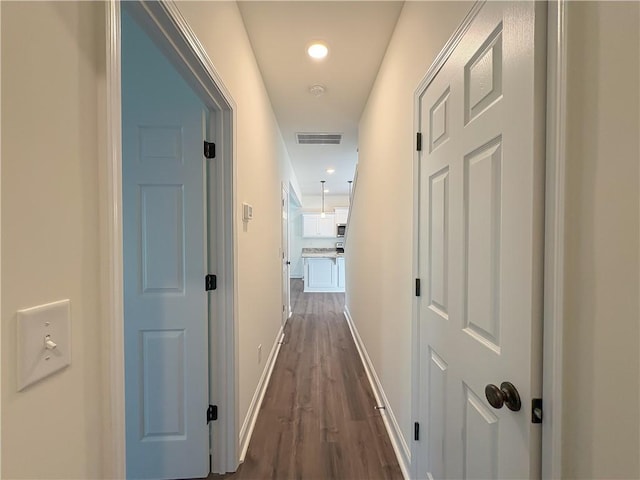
[334,207,349,224]
[306,258,335,289]
[302,214,318,237]
[337,257,345,288]
[317,215,336,237]
[304,257,345,292]
[302,213,336,238]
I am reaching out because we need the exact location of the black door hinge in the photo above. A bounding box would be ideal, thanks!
[207,405,218,424]
[414,422,420,441]
[532,398,543,424]
[416,132,422,151]
[205,274,217,291]
[415,278,421,297]
[204,141,216,159]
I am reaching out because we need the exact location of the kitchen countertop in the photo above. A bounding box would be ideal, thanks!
[301,248,343,259]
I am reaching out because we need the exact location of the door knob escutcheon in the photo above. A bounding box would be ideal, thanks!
[484,381,521,411]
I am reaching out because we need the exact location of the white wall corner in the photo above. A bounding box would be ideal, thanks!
[344,306,411,479]
[238,326,285,462]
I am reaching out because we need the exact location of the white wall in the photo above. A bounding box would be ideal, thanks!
[347,0,474,457]
[175,1,302,446]
[1,2,106,478]
[562,2,639,477]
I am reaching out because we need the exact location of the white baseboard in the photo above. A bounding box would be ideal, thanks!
[238,325,285,462]
[344,306,411,479]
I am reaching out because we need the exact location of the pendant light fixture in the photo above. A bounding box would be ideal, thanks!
[348,180,353,204]
[320,180,326,218]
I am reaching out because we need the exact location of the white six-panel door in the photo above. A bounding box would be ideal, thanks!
[122,10,210,480]
[416,2,545,478]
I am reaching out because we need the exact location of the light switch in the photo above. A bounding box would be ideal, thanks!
[17,299,71,391]
[243,202,253,221]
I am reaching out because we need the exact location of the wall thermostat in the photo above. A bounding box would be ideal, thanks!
[243,203,253,221]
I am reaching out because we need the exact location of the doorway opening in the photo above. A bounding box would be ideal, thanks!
[104,1,237,477]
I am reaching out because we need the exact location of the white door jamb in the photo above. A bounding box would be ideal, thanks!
[542,1,568,478]
[103,3,126,477]
[282,181,290,321]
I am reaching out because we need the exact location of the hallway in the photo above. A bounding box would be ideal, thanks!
[217,280,402,479]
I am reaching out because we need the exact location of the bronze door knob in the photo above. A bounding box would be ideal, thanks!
[484,381,521,411]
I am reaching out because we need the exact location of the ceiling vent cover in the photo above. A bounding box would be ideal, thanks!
[296,133,342,145]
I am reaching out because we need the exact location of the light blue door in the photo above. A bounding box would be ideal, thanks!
[122,10,209,479]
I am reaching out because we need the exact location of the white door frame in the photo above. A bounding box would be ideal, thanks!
[281,182,291,321]
[411,1,567,478]
[103,1,238,477]
[541,1,567,478]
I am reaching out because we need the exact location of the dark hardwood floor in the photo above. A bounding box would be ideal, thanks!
[210,279,403,479]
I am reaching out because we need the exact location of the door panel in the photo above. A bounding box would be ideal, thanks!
[463,385,499,479]
[416,3,545,479]
[141,330,186,438]
[426,348,447,480]
[122,10,209,480]
[140,184,185,292]
[463,137,502,351]
[428,167,449,318]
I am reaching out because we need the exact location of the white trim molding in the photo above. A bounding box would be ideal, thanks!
[239,327,285,463]
[104,0,238,476]
[413,1,485,97]
[344,306,410,479]
[103,2,126,478]
[542,1,568,478]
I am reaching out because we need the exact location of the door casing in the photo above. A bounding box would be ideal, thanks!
[103,1,238,477]
[411,1,568,478]
[282,182,291,322]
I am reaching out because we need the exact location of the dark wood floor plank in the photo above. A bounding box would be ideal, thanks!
[208,279,403,480]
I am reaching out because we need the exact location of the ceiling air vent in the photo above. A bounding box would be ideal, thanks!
[296,133,342,145]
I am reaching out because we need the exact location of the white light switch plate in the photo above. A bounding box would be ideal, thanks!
[243,202,253,221]
[17,299,71,391]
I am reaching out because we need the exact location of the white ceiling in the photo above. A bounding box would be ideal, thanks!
[237,1,404,197]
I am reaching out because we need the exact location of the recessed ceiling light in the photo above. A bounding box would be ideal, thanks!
[326,168,335,174]
[307,43,328,60]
